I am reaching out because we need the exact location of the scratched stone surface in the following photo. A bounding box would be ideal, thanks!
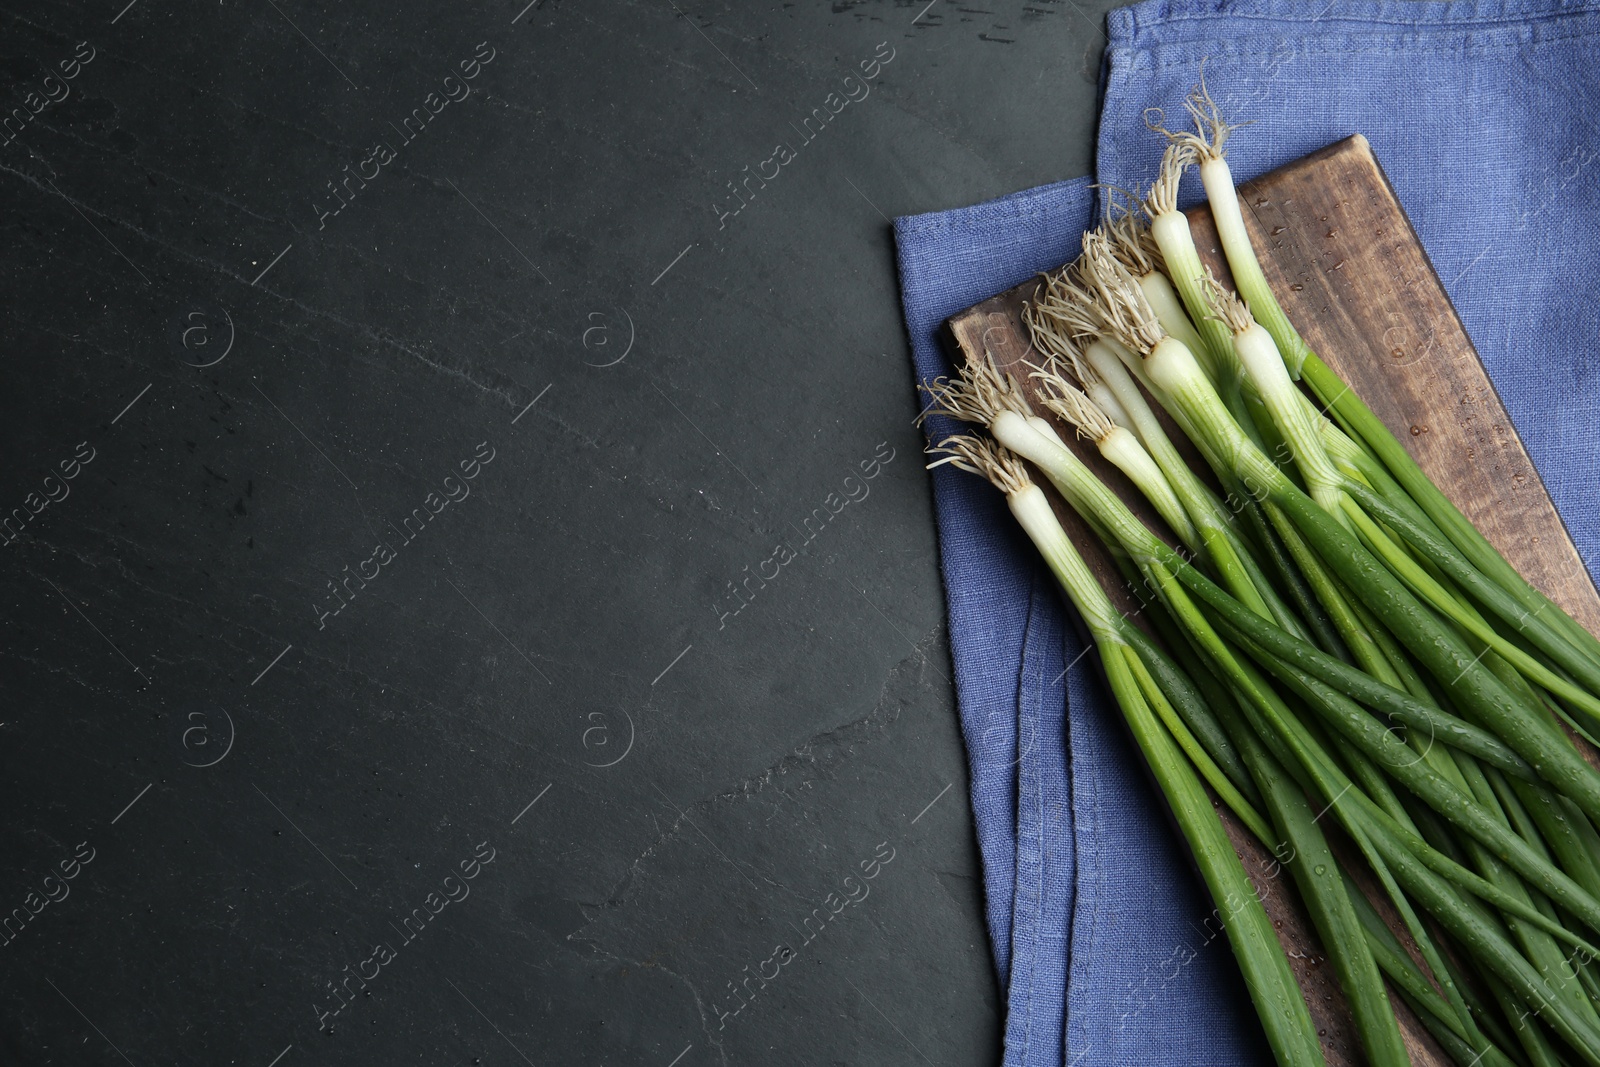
[0,2,1114,1064]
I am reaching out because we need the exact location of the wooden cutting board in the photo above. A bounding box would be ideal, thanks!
[944,135,1600,1065]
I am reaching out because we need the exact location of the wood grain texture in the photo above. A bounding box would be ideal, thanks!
[943,135,1600,1066]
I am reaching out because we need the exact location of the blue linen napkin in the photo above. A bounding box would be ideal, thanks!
[895,1,1600,1064]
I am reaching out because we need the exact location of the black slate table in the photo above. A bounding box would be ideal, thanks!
[0,2,1115,1063]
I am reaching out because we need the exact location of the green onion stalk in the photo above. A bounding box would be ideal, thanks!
[1171,86,1313,381]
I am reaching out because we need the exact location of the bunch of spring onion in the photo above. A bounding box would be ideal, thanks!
[922,86,1600,1067]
